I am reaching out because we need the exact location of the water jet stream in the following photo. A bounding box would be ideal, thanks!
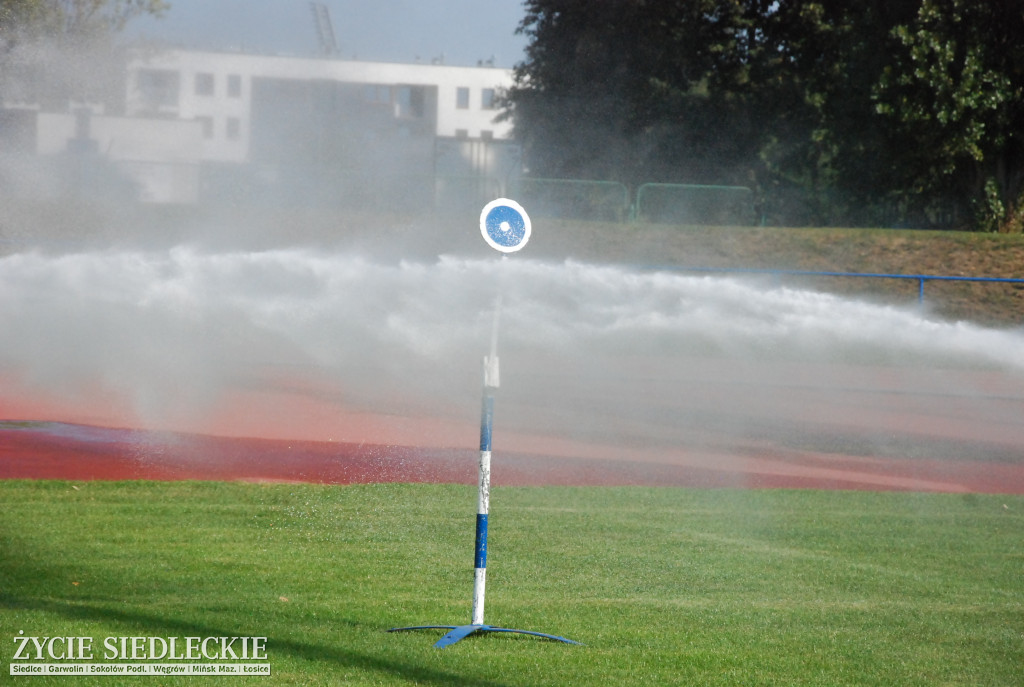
[1,246,1022,490]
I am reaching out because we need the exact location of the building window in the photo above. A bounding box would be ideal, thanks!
[455,129,468,139]
[226,117,240,140]
[195,72,215,96]
[195,116,213,139]
[227,74,242,98]
[364,84,391,104]
[456,87,469,109]
[136,69,179,109]
[396,85,425,119]
[481,130,494,141]
[481,88,496,110]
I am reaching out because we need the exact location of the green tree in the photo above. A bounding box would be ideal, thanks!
[507,0,1024,230]
[507,1,775,187]
[506,1,859,222]
[752,1,921,225]
[0,0,168,108]
[873,0,1024,231]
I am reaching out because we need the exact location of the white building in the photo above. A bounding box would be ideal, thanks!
[125,48,514,166]
[4,48,519,205]
[36,110,203,203]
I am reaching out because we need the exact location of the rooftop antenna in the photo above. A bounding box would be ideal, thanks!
[309,2,338,56]
[388,199,580,649]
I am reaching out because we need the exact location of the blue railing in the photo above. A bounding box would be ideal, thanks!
[641,265,1024,305]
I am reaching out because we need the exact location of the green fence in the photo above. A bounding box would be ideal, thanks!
[434,175,505,212]
[198,165,759,226]
[632,183,757,225]
[516,178,631,222]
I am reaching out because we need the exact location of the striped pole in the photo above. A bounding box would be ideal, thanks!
[473,370,495,625]
[387,199,579,648]
[473,296,501,626]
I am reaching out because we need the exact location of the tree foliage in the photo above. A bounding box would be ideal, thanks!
[0,0,168,108]
[508,1,769,186]
[507,0,1024,230]
[873,0,1024,231]
[2,0,167,49]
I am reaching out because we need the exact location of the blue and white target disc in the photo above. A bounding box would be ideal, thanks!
[480,198,531,253]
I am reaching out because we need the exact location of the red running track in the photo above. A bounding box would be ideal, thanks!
[2,360,1023,493]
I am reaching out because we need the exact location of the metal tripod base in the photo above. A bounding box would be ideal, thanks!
[388,624,582,649]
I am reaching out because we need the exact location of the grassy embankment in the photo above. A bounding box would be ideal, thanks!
[3,198,1022,324]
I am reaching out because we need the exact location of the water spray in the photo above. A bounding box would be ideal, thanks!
[388,199,580,648]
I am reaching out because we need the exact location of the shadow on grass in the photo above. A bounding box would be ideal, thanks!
[1,595,514,687]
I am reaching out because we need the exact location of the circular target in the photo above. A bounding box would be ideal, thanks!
[480,198,531,253]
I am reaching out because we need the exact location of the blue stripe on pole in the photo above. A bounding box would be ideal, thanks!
[474,513,488,568]
[479,395,494,452]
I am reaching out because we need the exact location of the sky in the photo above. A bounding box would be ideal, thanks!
[127,0,531,68]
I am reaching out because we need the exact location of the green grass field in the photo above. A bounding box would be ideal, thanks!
[2,481,1022,685]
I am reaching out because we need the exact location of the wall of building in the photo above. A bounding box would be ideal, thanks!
[125,49,515,165]
[4,49,518,206]
[37,112,202,203]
